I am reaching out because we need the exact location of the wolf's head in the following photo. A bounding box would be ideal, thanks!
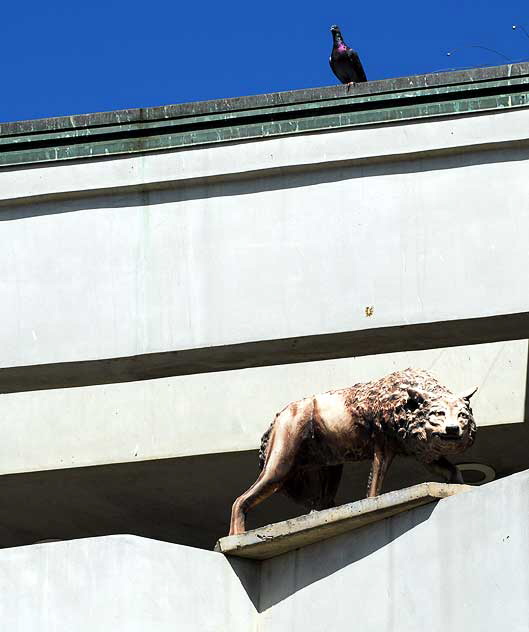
[401,386,477,460]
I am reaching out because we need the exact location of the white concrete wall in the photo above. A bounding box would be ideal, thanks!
[0,339,524,475]
[2,108,529,369]
[0,535,258,632]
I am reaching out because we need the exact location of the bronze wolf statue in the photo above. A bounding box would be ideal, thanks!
[229,368,477,535]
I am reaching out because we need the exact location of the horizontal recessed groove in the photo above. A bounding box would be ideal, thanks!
[1,313,528,394]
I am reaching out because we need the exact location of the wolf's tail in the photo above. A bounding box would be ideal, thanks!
[258,419,275,471]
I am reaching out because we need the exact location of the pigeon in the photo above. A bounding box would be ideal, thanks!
[329,25,367,86]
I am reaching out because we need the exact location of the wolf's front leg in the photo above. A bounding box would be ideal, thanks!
[366,441,395,497]
[425,456,464,484]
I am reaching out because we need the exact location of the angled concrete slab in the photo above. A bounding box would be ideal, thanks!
[0,535,259,631]
[215,482,473,560]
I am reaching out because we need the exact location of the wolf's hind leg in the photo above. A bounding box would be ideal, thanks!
[313,464,344,510]
[229,416,306,535]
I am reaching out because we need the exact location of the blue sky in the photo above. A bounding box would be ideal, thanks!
[1,0,528,123]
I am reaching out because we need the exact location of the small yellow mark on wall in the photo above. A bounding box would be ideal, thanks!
[365,306,374,317]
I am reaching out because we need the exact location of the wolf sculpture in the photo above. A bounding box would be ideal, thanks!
[229,368,477,535]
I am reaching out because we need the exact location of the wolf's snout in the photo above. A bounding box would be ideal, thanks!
[445,425,461,437]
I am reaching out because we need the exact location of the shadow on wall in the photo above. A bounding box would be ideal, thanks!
[229,501,437,613]
[0,416,527,552]
[2,316,529,394]
[525,338,529,424]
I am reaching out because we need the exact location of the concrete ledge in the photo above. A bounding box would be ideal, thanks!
[215,482,473,560]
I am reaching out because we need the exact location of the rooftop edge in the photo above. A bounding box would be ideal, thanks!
[0,62,528,167]
[2,62,528,136]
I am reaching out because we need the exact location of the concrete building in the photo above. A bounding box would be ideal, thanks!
[1,62,529,628]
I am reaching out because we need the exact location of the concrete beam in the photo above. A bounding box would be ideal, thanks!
[0,340,524,476]
[3,124,529,389]
[3,104,529,203]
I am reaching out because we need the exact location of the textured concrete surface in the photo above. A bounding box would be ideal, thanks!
[215,483,472,559]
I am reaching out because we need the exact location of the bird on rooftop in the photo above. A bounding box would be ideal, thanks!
[329,25,367,86]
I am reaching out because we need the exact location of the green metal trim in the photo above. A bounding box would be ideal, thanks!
[0,65,528,168]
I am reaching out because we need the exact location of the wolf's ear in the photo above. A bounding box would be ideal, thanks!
[459,386,478,402]
[406,387,427,406]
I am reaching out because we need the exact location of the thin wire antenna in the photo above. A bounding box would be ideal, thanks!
[512,24,529,41]
[446,45,512,62]
[430,55,529,74]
